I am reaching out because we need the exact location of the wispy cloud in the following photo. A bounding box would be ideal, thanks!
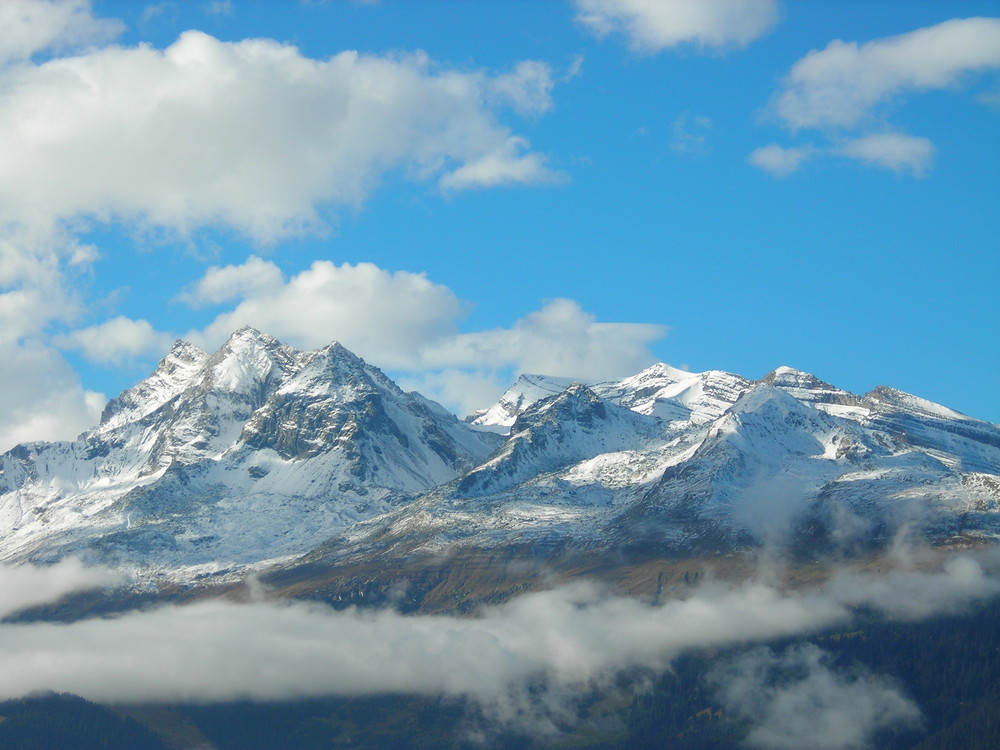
[671,111,713,157]
[713,644,922,750]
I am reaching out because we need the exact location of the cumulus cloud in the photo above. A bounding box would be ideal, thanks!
[573,0,778,53]
[749,143,814,177]
[396,368,511,422]
[54,316,175,366]
[0,341,105,449]
[489,60,556,116]
[176,254,284,308]
[0,270,104,451]
[440,137,561,191]
[0,295,104,451]
[0,0,122,65]
[415,298,666,414]
[756,17,1000,175]
[714,644,922,750]
[0,30,559,242]
[186,259,465,368]
[420,298,666,380]
[749,134,933,178]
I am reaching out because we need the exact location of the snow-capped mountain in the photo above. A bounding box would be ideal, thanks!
[334,364,1000,562]
[468,363,753,428]
[1,330,999,582]
[0,328,500,575]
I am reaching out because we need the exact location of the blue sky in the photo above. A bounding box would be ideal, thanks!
[0,0,998,450]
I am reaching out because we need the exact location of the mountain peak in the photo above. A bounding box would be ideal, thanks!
[762,366,860,408]
[168,338,208,359]
[221,326,284,351]
[230,324,265,339]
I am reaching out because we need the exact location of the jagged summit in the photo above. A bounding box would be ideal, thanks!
[1,335,999,582]
[0,330,501,572]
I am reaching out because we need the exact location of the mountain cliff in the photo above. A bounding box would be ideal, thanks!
[1,330,998,582]
[0,328,500,575]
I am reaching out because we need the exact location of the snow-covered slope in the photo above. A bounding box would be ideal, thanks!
[340,369,1000,559]
[467,374,579,429]
[457,383,661,496]
[468,363,753,429]
[2,333,999,581]
[0,328,500,574]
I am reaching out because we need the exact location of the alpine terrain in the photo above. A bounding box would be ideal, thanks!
[0,328,998,591]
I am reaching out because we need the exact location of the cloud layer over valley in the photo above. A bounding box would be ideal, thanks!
[1,551,996,745]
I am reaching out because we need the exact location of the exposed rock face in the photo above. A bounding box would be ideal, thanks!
[0,328,500,572]
[1,334,999,582]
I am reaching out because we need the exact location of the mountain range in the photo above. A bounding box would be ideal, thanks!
[1,328,998,588]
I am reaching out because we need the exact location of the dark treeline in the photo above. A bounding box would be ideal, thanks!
[0,693,169,750]
[2,596,1000,749]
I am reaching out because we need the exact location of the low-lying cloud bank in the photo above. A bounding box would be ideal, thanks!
[1,552,998,711]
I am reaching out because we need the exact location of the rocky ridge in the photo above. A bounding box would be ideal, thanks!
[0,330,998,584]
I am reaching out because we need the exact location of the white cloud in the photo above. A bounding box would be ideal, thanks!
[439,137,560,191]
[826,555,1000,620]
[838,132,934,177]
[0,553,993,713]
[0,558,122,619]
[0,340,104,449]
[772,17,1000,131]
[749,134,934,178]
[756,18,1000,176]
[0,0,122,66]
[55,316,174,366]
[714,644,922,750]
[748,143,814,177]
[0,20,565,446]
[410,297,666,416]
[0,576,846,704]
[177,254,284,308]
[0,30,560,243]
[396,368,512,422]
[0,278,104,451]
[573,0,778,53]
[489,60,556,116]
[188,259,465,368]
[421,298,666,381]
